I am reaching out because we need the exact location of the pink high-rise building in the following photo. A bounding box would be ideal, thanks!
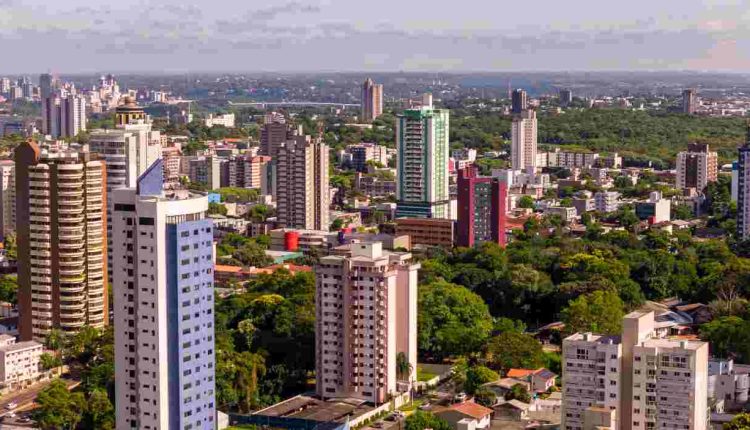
[361,78,383,122]
[315,242,419,404]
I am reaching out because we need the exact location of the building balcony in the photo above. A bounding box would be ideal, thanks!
[59,242,84,250]
[60,320,85,329]
[60,283,86,293]
[32,311,53,319]
[30,277,52,286]
[60,302,85,311]
[30,299,51,307]
[58,207,84,215]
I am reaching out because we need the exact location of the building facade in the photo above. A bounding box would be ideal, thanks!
[562,311,709,430]
[511,110,538,171]
[315,242,418,404]
[0,339,43,389]
[682,89,697,115]
[14,141,108,341]
[361,78,384,122]
[594,191,620,213]
[394,218,454,248]
[227,155,271,189]
[676,143,718,192]
[42,94,86,138]
[112,162,215,430]
[512,89,528,114]
[0,161,15,241]
[456,166,507,248]
[738,127,750,239]
[396,107,450,218]
[260,112,300,158]
[348,143,389,172]
[276,137,330,230]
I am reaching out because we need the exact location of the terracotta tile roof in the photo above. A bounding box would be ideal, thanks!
[214,265,243,273]
[448,401,493,419]
[507,368,535,378]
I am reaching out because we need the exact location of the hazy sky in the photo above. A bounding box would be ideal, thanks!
[2,0,750,73]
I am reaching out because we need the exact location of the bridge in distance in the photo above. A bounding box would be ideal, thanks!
[228,101,359,108]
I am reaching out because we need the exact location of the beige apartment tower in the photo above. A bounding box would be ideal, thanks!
[562,311,709,430]
[511,109,538,170]
[315,242,419,404]
[14,141,108,341]
[361,78,383,122]
[276,136,329,230]
[676,143,718,192]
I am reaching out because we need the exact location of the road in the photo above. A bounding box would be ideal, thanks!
[0,377,79,427]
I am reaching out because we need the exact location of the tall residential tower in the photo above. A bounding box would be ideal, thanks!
[395,107,450,218]
[511,109,538,171]
[361,78,384,122]
[112,161,215,430]
[14,141,108,341]
[315,242,419,404]
[276,136,330,230]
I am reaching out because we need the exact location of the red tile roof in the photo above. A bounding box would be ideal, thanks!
[449,401,493,419]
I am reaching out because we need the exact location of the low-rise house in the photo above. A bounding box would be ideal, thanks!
[506,368,557,393]
[493,400,530,420]
[481,378,531,399]
[434,401,493,430]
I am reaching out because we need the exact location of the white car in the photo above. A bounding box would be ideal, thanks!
[5,402,16,410]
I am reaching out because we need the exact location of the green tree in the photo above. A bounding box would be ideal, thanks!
[505,383,531,403]
[562,290,625,335]
[518,195,535,209]
[405,411,452,430]
[33,380,86,430]
[485,331,545,371]
[474,387,498,407]
[418,281,493,358]
[0,275,17,304]
[724,412,750,430]
[464,366,499,394]
[85,389,115,430]
[209,202,228,216]
[700,317,750,362]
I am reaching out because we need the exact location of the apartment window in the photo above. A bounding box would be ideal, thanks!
[139,217,154,225]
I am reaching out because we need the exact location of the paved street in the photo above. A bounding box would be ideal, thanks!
[0,378,79,427]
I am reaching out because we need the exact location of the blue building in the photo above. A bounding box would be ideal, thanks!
[112,160,216,429]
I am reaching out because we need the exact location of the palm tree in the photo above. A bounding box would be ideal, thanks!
[396,352,413,381]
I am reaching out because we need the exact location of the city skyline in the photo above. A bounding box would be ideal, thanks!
[1,1,750,73]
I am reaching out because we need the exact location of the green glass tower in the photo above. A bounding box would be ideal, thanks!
[396,107,450,218]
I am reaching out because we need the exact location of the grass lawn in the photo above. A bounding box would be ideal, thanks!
[399,398,424,413]
[416,366,438,382]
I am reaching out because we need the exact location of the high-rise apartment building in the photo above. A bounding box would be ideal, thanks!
[560,89,573,107]
[276,136,329,230]
[42,94,86,138]
[361,78,384,122]
[682,89,697,115]
[395,107,450,219]
[562,333,622,430]
[14,141,108,341]
[112,161,215,430]
[259,112,299,158]
[89,97,162,286]
[676,143,718,191]
[511,109,538,170]
[315,241,419,404]
[347,143,389,172]
[161,146,182,186]
[512,88,528,114]
[39,73,57,101]
[0,161,15,242]
[189,157,226,190]
[226,155,271,189]
[562,311,709,430]
[738,125,750,239]
[0,78,10,94]
[456,166,507,248]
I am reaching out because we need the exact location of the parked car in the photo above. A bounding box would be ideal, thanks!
[5,402,16,410]
[453,392,467,403]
